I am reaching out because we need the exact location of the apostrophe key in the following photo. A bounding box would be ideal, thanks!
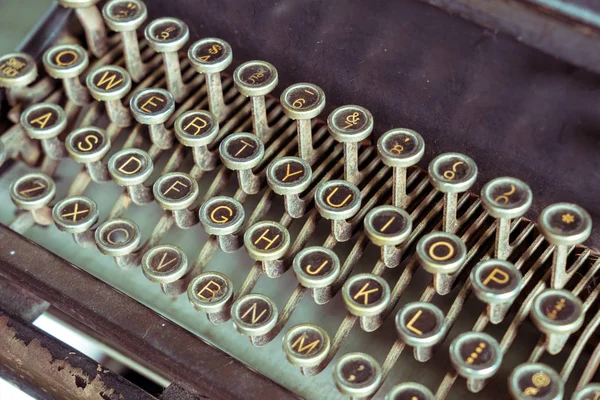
[293,246,340,305]
[58,0,108,58]
[20,103,67,161]
[266,156,313,218]
[416,231,467,295]
[153,172,200,228]
[199,196,245,253]
[130,88,176,149]
[538,203,592,289]
[377,128,425,209]
[95,218,142,269]
[219,132,264,194]
[315,180,362,242]
[428,153,477,233]
[481,177,533,260]
[364,205,412,268]
[188,38,233,121]
[43,44,90,106]
[174,110,219,171]
[508,363,564,400]
[231,293,278,346]
[52,196,99,248]
[280,82,326,162]
[145,17,189,103]
[102,0,148,82]
[244,220,291,278]
[188,271,235,324]
[342,273,390,332]
[66,127,111,182]
[395,302,446,362]
[108,148,154,205]
[86,65,133,127]
[141,244,190,296]
[233,60,278,140]
[327,105,373,184]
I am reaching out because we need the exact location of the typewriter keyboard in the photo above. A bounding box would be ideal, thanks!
[0,1,599,399]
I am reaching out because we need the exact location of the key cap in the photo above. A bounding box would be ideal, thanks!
[395,302,446,362]
[86,65,133,127]
[144,17,189,102]
[530,288,584,355]
[66,127,111,182]
[199,196,245,253]
[188,38,233,121]
[20,103,67,160]
[315,180,362,242]
[282,324,330,375]
[58,0,108,58]
[43,44,90,106]
[188,271,234,324]
[280,82,326,162]
[428,153,477,233]
[0,53,38,106]
[333,352,382,398]
[266,156,312,218]
[481,177,533,260]
[10,173,56,227]
[449,331,502,393]
[53,196,98,248]
[108,148,154,204]
[231,293,278,346]
[293,246,340,305]
[416,231,467,295]
[174,110,219,171]
[385,382,435,400]
[244,221,291,278]
[538,203,592,289]
[327,105,373,184]
[141,244,189,296]
[471,259,522,324]
[364,205,412,268]
[95,218,142,269]
[130,88,176,149]
[571,384,600,400]
[219,132,264,194]
[102,0,148,82]
[377,128,425,208]
[342,273,390,332]
[233,60,278,139]
[153,172,199,229]
[508,363,563,400]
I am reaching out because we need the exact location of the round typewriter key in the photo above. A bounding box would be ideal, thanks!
[530,289,584,355]
[188,38,233,121]
[245,221,291,278]
[220,132,265,194]
[53,196,98,234]
[142,244,189,296]
[87,65,133,127]
[231,293,278,343]
[130,88,176,149]
[449,331,502,393]
[20,103,67,160]
[10,173,56,211]
[199,196,245,253]
[539,203,592,289]
[153,172,200,229]
[429,152,477,233]
[395,302,446,362]
[233,60,278,139]
[343,273,390,332]
[267,156,312,218]
[315,180,361,242]
[364,205,412,268]
[471,259,522,324]
[102,0,147,82]
[283,324,330,370]
[188,271,234,323]
[385,382,435,400]
[377,128,426,208]
[0,53,37,89]
[328,105,373,183]
[58,0,107,58]
[95,218,141,258]
[108,148,154,205]
[293,246,340,304]
[175,110,219,171]
[66,127,111,183]
[416,231,467,295]
[43,44,90,105]
[145,17,189,102]
[508,363,563,400]
[571,384,600,400]
[281,83,326,161]
[333,352,382,398]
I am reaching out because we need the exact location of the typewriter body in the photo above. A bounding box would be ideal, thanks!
[0,0,599,399]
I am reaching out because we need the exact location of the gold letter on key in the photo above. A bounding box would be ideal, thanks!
[482,268,509,286]
[184,117,208,135]
[197,280,222,300]
[353,283,379,305]
[326,187,352,208]
[254,229,280,250]
[291,333,320,354]
[118,156,142,175]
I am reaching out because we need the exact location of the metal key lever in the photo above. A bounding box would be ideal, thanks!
[58,0,108,58]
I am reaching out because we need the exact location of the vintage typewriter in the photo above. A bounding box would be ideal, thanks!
[0,0,599,399]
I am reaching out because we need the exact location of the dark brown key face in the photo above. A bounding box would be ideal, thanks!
[179,112,214,138]
[71,129,105,154]
[26,106,60,131]
[135,91,170,115]
[16,178,49,200]
[149,20,184,43]
[193,274,229,303]
[474,262,519,292]
[348,278,384,306]
[205,199,240,226]
[287,327,326,357]
[236,297,273,325]
[158,175,194,201]
[238,64,273,86]
[516,371,556,398]
[272,159,308,185]
[545,206,586,235]
[486,181,529,209]
[457,337,496,368]
[433,156,473,182]
[101,222,136,247]
[57,200,93,224]
[0,55,31,79]
[381,131,419,158]
[537,294,577,323]
[331,106,369,133]
[225,136,261,161]
[320,183,357,211]
[192,41,227,65]
[107,0,143,21]
[401,308,441,339]
[91,67,127,93]
[114,151,149,176]
[388,387,431,400]
[370,209,409,238]
[421,235,462,267]
[284,85,321,110]
[340,358,377,385]
[250,224,284,252]
[298,249,334,277]
[147,248,183,274]
[48,47,81,69]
